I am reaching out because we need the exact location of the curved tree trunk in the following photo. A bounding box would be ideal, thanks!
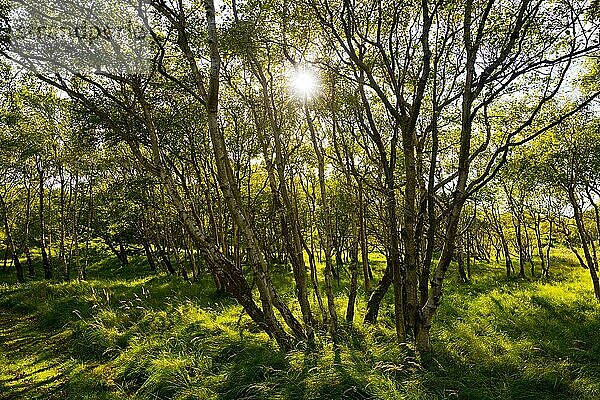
[364,259,393,323]
[568,188,600,300]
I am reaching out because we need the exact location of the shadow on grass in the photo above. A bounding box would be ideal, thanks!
[1,250,600,399]
[0,311,70,400]
[419,263,600,399]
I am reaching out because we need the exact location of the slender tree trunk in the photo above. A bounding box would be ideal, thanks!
[59,165,68,280]
[333,232,342,282]
[303,233,328,325]
[82,175,93,280]
[388,183,405,341]
[466,231,472,280]
[357,181,371,292]
[2,243,8,273]
[546,218,552,274]
[37,161,51,279]
[0,194,24,283]
[524,219,534,277]
[118,241,129,265]
[364,258,393,323]
[302,185,328,325]
[346,243,359,325]
[502,235,513,277]
[173,239,189,281]
[401,125,418,338]
[457,246,469,283]
[184,235,197,281]
[158,240,175,275]
[586,188,600,272]
[306,99,338,339]
[490,206,513,277]
[513,216,525,278]
[24,182,34,278]
[534,213,547,277]
[142,235,156,272]
[345,188,360,325]
[568,188,600,299]
[69,168,80,278]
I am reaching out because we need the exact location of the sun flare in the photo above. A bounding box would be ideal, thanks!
[290,68,319,99]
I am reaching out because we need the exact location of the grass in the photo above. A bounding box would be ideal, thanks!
[1,248,600,399]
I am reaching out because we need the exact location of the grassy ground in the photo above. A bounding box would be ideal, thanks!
[1,249,599,399]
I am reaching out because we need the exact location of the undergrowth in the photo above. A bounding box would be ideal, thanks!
[1,249,599,399]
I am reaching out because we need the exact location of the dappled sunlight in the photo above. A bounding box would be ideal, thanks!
[0,0,598,398]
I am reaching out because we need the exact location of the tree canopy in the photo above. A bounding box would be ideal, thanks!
[0,0,598,356]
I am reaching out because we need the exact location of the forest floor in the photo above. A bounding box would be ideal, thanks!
[1,249,600,399]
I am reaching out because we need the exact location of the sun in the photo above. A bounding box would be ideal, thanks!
[290,68,319,99]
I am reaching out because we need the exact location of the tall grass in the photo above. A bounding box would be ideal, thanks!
[1,249,599,399]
